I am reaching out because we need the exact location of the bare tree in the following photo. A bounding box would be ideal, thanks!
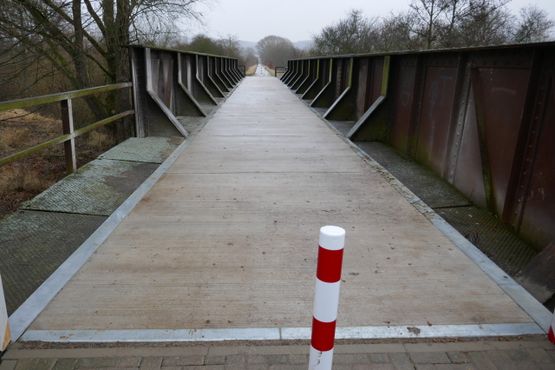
[457,0,512,46]
[257,35,299,67]
[409,0,449,48]
[377,12,419,51]
[312,10,380,55]
[513,5,554,43]
[0,0,205,102]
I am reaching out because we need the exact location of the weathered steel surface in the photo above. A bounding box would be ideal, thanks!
[357,141,537,278]
[99,137,183,164]
[0,210,106,314]
[286,43,555,253]
[21,159,157,216]
[130,46,242,138]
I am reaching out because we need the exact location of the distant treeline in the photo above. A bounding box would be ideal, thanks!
[311,0,554,55]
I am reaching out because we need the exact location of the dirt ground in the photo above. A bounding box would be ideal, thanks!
[0,109,117,219]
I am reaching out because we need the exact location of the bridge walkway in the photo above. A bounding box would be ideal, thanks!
[20,76,543,342]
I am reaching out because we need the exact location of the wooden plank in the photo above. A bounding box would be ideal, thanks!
[30,77,534,331]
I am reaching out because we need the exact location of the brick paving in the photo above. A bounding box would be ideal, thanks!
[1,338,554,369]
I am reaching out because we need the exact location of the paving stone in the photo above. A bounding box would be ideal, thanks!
[53,359,78,370]
[333,353,370,364]
[286,355,308,364]
[223,355,245,365]
[161,355,204,366]
[446,352,470,364]
[14,359,56,370]
[414,365,434,370]
[243,365,269,370]
[353,364,395,370]
[467,352,497,370]
[138,356,162,370]
[506,348,533,362]
[369,353,389,363]
[486,350,529,370]
[436,365,478,370]
[0,360,17,370]
[267,365,305,370]
[118,358,141,368]
[526,348,553,364]
[409,352,450,364]
[204,355,226,365]
[78,357,119,368]
[388,352,414,370]
[246,355,288,365]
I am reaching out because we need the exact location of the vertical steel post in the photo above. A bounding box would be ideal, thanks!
[0,274,11,353]
[60,98,77,173]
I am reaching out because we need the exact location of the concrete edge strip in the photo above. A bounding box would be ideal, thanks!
[20,323,543,343]
[8,138,193,341]
[307,95,552,332]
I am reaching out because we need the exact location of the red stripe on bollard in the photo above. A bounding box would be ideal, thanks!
[316,247,344,283]
[311,317,336,352]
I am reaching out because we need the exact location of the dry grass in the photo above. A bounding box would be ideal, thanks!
[0,108,119,219]
[245,65,257,76]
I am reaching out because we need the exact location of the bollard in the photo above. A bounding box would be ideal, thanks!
[309,226,346,370]
[0,274,11,352]
[549,308,555,344]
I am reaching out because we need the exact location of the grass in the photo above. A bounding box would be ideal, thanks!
[245,65,257,76]
[0,108,118,219]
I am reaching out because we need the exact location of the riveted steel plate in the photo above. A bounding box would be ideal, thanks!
[357,142,470,208]
[436,206,537,276]
[100,137,182,163]
[21,159,157,216]
[0,210,106,314]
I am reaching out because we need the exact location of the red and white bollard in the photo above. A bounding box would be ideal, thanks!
[309,226,346,370]
[549,308,555,345]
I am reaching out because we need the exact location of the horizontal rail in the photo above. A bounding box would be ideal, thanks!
[0,83,132,112]
[127,44,240,60]
[288,40,555,61]
[0,110,134,167]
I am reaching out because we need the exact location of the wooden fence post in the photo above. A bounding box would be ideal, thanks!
[60,98,77,173]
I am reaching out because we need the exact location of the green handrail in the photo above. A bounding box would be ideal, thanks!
[0,83,134,169]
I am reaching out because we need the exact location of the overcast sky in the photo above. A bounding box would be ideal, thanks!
[181,0,555,42]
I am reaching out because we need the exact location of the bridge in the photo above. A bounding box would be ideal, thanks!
[0,43,554,368]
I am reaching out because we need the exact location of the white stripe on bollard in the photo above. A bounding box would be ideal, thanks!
[309,225,346,370]
[309,346,334,369]
[0,275,11,352]
[313,280,341,323]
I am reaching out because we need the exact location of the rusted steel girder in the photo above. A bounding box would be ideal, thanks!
[130,46,243,138]
[282,42,555,257]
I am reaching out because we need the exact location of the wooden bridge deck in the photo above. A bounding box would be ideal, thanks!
[25,77,540,340]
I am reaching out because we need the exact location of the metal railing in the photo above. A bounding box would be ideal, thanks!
[282,41,555,253]
[0,46,245,174]
[0,83,133,173]
[274,66,287,77]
